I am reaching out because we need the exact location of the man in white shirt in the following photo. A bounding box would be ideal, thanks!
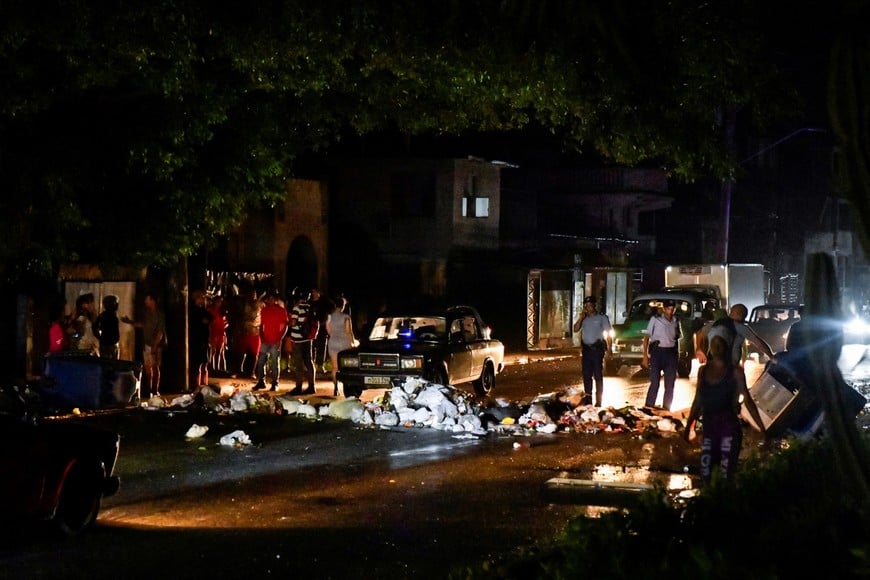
[694,303,775,366]
[573,295,613,407]
[642,299,680,410]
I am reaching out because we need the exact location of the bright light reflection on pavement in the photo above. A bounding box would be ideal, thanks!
[592,463,693,492]
[388,439,482,469]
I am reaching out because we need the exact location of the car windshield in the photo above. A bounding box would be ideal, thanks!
[627,299,692,321]
[368,316,448,341]
[751,307,801,323]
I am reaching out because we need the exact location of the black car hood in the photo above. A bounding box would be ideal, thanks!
[357,340,445,356]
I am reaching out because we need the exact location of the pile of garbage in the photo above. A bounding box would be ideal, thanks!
[144,377,682,438]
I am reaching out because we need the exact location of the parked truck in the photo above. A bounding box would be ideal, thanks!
[663,263,767,315]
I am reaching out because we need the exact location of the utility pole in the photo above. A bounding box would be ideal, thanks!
[716,108,737,264]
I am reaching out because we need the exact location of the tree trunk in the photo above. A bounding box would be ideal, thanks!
[801,253,870,496]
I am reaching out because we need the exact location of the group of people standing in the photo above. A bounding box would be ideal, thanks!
[573,294,772,482]
[193,285,357,397]
[50,284,362,400]
[47,291,167,398]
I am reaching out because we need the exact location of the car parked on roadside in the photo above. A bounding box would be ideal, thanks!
[0,386,121,536]
[608,290,720,378]
[337,305,505,398]
[748,303,802,357]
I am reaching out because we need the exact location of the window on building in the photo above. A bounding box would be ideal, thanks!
[462,173,489,217]
[462,196,490,218]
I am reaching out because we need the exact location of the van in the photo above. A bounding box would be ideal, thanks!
[607,290,720,377]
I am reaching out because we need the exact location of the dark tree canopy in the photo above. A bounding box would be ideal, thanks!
[0,0,800,286]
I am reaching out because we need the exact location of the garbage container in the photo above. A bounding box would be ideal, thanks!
[40,353,142,410]
[742,358,866,438]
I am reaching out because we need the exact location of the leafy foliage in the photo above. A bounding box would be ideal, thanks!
[457,436,870,579]
[0,0,795,285]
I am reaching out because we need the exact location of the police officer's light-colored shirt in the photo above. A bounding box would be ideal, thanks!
[645,315,679,347]
[580,313,612,345]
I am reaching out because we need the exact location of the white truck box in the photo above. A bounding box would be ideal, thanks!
[664,263,766,314]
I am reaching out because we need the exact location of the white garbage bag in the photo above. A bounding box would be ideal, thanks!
[219,430,251,446]
[171,394,195,408]
[143,396,167,409]
[411,407,432,424]
[374,411,399,426]
[230,391,256,412]
[274,396,302,414]
[389,387,411,410]
[401,377,428,393]
[353,409,374,424]
[348,405,367,423]
[327,398,364,419]
[198,385,222,406]
[415,385,448,409]
[397,408,417,424]
[458,414,483,433]
[185,423,209,439]
[433,398,459,419]
[296,403,318,418]
[580,407,601,422]
[520,402,553,426]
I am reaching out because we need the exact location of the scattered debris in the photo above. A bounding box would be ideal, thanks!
[185,423,209,439]
[153,378,687,440]
[171,394,195,408]
[219,430,251,447]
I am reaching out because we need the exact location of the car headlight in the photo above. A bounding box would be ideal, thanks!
[400,357,423,370]
[844,316,870,336]
[339,355,360,368]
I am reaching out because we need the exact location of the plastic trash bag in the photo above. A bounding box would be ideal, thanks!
[415,385,448,409]
[375,411,400,426]
[326,398,365,420]
[171,394,195,408]
[295,403,318,418]
[219,430,251,446]
[274,396,302,414]
[185,423,209,438]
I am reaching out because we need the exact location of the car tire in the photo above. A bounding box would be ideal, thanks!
[473,362,496,396]
[53,458,104,537]
[343,384,364,399]
[604,359,620,376]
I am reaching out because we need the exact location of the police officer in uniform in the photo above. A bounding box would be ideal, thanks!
[573,295,613,407]
[642,298,681,410]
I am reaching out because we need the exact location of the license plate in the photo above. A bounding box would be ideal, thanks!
[631,345,643,353]
[364,376,392,385]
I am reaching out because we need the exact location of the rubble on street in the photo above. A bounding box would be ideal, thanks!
[140,376,687,440]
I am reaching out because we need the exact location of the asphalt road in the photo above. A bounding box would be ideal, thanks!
[2,350,859,579]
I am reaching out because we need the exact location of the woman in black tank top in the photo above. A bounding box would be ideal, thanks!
[685,335,766,481]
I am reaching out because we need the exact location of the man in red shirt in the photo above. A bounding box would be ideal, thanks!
[253,290,289,391]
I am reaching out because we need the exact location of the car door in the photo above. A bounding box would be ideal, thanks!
[463,316,489,380]
[448,317,473,383]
